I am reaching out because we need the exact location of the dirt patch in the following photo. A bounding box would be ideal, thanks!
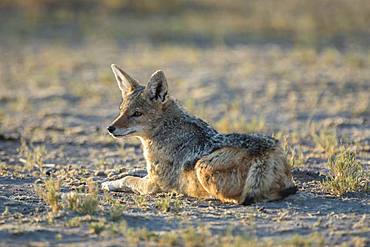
[0,37,369,246]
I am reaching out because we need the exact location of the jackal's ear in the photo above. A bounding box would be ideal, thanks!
[145,70,168,103]
[111,64,140,94]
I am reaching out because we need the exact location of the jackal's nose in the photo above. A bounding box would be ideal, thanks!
[107,126,116,133]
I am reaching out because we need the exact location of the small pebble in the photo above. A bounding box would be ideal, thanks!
[34,179,43,185]
[45,168,56,176]
[119,167,128,173]
[95,170,107,177]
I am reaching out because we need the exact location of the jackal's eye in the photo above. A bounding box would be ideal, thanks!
[131,111,143,118]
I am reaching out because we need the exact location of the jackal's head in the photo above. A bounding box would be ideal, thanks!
[107,64,170,138]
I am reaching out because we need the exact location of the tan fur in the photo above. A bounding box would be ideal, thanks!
[179,170,211,199]
[193,146,294,204]
[240,146,295,203]
[102,65,297,204]
[195,147,252,203]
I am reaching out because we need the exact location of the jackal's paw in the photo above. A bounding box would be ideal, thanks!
[101,180,124,191]
[101,180,131,192]
[101,181,116,191]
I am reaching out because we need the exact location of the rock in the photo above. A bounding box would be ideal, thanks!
[34,179,43,185]
[45,168,56,176]
[94,170,107,177]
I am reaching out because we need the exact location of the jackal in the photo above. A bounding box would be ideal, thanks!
[102,64,297,204]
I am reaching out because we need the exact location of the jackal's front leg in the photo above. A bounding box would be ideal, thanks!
[101,176,159,195]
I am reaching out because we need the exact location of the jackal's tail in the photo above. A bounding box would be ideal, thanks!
[240,147,297,205]
[242,185,298,205]
[279,185,298,198]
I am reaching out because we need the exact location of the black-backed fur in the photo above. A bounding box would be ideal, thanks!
[242,196,255,205]
[242,186,298,205]
[279,186,298,199]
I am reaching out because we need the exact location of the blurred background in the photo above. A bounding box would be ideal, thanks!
[0,0,369,163]
[0,1,369,245]
[1,0,369,47]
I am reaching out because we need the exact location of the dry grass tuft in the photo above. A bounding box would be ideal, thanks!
[19,139,47,172]
[105,224,326,247]
[111,221,154,247]
[63,178,99,215]
[285,233,325,247]
[311,128,338,156]
[273,131,305,168]
[321,148,369,196]
[155,197,171,213]
[89,220,106,235]
[133,195,148,209]
[109,204,125,222]
[36,177,99,216]
[35,178,61,214]
[65,215,93,228]
[287,146,305,168]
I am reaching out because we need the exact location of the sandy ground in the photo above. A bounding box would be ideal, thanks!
[0,43,369,246]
